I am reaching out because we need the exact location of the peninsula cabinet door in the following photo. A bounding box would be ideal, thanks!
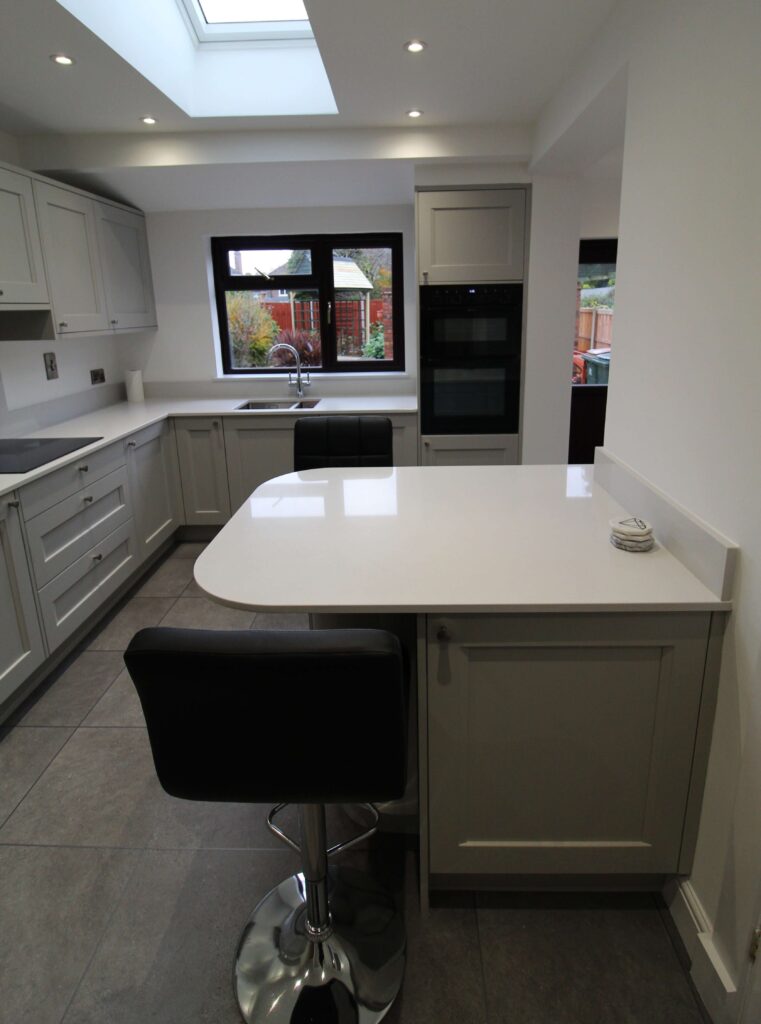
[33,182,110,334]
[426,613,711,877]
[174,418,231,526]
[125,421,182,560]
[0,496,46,706]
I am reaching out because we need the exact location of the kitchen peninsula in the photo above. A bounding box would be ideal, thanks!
[194,462,734,900]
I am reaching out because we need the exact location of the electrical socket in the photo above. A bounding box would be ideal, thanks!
[90,368,106,385]
[43,352,58,380]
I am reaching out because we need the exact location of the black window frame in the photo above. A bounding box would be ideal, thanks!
[211,232,405,375]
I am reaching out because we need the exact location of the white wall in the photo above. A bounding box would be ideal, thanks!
[600,0,761,1015]
[579,174,620,239]
[132,204,416,395]
[521,176,581,464]
[0,335,124,411]
[0,129,20,164]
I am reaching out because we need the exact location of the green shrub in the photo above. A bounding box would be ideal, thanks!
[362,321,385,359]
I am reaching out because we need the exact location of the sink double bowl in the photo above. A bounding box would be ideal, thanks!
[236,399,321,411]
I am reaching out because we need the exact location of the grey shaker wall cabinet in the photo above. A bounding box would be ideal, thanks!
[416,188,527,285]
[0,166,49,305]
[95,201,157,331]
[32,180,112,335]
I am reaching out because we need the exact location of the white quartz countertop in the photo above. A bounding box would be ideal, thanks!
[194,465,729,614]
[0,395,418,498]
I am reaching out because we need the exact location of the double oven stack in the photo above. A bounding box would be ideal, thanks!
[419,284,523,437]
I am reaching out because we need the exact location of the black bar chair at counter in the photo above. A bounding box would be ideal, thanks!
[124,626,408,1024]
[293,415,393,471]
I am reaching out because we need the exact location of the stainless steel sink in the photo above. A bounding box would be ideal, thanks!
[236,399,321,411]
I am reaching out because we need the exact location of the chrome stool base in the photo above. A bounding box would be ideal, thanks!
[234,866,405,1024]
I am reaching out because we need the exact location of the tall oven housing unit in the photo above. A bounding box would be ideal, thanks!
[416,187,526,466]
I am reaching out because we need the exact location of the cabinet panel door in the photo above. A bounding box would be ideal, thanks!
[418,189,526,284]
[0,497,46,707]
[427,613,710,876]
[174,418,230,526]
[126,421,181,559]
[0,167,49,304]
[421,434,519,466]
[96,203,157,330]
[224,418,295,512]
[33,182,109,334]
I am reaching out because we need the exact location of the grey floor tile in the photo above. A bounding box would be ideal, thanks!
[20,652,125,727]
[0,726,299,853]
[135,557,194,598]
[169,542,207,559]
[476,893,706,1024]
[62,848,293,1024]
[251,611,310,630]
[0,727,74,827]
[0,727,162,848]
[82,669,145,728]
[181,576,204,597]
[87,597,176,652]
[159,596,255,631]
[0,845,138,1024]
[385,878,486,1024]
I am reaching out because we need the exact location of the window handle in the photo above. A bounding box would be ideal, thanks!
[327,301,332,325]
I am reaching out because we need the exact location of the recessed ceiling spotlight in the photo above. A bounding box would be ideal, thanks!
[140,116,158,125]
[406,109,423,118]
[404,39,426,53]
[50,54,75,66]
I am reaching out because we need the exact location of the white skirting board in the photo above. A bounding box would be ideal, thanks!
[667,879,739,1024]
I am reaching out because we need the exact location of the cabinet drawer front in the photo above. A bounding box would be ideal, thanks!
[38,519,137,650]
[20,441,125,520]
[26,466,131,587]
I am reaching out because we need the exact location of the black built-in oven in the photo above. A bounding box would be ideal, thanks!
[419,283,523,435]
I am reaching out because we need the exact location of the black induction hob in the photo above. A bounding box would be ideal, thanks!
[0,437,103,474]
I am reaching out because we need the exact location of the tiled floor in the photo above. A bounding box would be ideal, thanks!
[0,543,710,1023]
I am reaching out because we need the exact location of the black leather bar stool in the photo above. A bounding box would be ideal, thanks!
[124,626,407,1024]
[293,415,393,471]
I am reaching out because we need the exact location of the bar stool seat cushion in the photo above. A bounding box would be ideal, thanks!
[124,627,407,805]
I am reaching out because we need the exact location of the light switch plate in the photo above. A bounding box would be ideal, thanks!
[43,352,58,380]
[90,368,106,384]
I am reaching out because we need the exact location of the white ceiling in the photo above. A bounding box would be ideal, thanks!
[0,0,617,134]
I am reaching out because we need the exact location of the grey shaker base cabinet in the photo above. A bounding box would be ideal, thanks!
[424,612,722,878]
[0,497,46,705]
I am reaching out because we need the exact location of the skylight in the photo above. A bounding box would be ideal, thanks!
[197,0,309,24]
[181,0,313,41]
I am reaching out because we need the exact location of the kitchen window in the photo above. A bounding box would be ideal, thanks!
[211,234,405,375]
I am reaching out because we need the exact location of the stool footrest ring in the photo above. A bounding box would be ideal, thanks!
[266,802,379,856]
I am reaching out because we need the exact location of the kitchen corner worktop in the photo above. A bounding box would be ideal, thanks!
[0,395,418,498]
[194,464,731,614]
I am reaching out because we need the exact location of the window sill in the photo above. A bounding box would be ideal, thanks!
[214,371,412,381]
